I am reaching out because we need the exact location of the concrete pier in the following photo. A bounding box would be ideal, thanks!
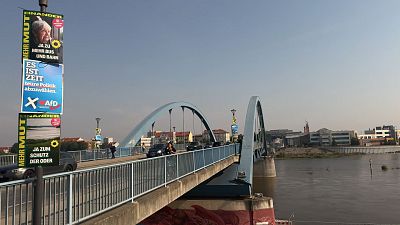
[142,197,276,225]
[253,156,277,178]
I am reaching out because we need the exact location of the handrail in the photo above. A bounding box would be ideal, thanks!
[0,144,239,225]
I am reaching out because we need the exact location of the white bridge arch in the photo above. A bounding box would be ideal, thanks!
[120,102,217,147]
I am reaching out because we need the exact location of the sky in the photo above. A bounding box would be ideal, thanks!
[1,0,400,146]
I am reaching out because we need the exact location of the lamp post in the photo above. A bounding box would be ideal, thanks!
[95,117,101,129]
[95,118,102,149]
[169,109,172,141]
[173,126,176,144]
[231,109,238,142]
[182,107,185,148]
[151,122,155,145]
[231,109,237,122]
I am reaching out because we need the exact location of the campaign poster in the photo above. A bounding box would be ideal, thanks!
[231,124,239,134]
[18,113,61,168]
[22,10,64,64]
[21,59,63,114]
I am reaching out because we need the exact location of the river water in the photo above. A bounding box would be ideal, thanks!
[253,154,400,224]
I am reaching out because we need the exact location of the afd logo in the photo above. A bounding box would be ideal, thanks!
[38,100,61,111]
[25,97,60,111]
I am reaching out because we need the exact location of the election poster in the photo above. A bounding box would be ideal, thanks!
[231,124,239,135]
[22,10,64,64]
[21,59,64,114]
[18,113,60,168]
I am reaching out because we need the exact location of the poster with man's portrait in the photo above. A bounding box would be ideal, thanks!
[22,10,64,64]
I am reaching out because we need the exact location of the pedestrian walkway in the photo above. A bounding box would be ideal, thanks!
[77,153,146,170]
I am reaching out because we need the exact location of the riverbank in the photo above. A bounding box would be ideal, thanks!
[274,147,357,159]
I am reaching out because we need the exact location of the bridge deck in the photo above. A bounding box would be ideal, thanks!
[77,154,146,170]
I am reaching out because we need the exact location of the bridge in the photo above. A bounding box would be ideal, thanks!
[0,96,276,225]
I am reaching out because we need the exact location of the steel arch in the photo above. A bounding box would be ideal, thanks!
[236,96,267,193]
[120,102,217,147]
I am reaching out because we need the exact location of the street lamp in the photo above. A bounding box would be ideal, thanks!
[95,117,101,130]
[230,109,236,123]
[169,109,172,141]
[95,118,102,149]
[173,126,176,144]
[230,109,238,142]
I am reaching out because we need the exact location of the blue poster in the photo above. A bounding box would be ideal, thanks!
[95,135,102,141]
[21,59,63,114]
[231,124,239,134]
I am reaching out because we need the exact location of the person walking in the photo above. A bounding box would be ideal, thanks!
[110,144,116,159]
[141,143,146,153]
[165,141,176,155]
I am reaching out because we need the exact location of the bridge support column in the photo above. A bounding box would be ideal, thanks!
[253,156,276,178]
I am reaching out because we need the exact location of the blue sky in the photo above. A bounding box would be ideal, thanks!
[1,0,400,146]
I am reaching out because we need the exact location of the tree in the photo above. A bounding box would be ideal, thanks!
[10,143,18,154]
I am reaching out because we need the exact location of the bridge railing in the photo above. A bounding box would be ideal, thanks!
[0,144,239,225]
[0,155,16,166]
[0,147,144,167]
[68,146,143,162]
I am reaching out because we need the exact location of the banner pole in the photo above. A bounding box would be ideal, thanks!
[32,166,43,225]
[39,0,48,12]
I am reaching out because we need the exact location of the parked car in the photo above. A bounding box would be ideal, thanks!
[186,141,203,151]
[204,141,222,148]
[212,141,222,147]
[146,144,167,158]
[0,152,77,181]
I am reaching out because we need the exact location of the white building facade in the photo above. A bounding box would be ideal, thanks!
[310,128,354,146]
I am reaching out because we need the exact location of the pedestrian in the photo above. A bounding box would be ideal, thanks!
[110,144,116,159]
[165,141,176,155]
[141,143,146,153]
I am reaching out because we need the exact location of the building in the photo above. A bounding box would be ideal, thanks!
[147,131,174,144]
[139,137,152,148]
[201,129,230,144]
[358,125,397,146]
[192,134,203,142]
[309,128,355,146]
[212,129,230,143]
[286,133,310,147]
[175,132,193,143]
[285,122,311,147]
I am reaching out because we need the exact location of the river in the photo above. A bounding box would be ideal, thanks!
[253,153,400,224]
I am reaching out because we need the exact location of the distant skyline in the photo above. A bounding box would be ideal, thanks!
[1,0,400,146]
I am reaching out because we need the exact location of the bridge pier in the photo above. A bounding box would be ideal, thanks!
[253,156,276,178]
[142,197,276,225]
